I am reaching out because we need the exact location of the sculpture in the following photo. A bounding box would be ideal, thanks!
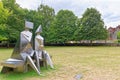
[35,25,54,69]
[1,21,53,75]
[19,21,40,74]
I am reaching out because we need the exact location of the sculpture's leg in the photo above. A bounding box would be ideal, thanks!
[26,55,40,75]
[24,62,28,73]
[42,52,47,68]
[44,51,54,69]
[35,52,40,71]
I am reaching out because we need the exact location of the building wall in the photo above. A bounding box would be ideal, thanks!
[108,26,120,40]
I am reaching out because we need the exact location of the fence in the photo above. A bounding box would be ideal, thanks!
[1,43,120,48]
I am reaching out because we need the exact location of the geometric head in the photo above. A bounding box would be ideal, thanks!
[25,21,34,29]
[35,25,42,33]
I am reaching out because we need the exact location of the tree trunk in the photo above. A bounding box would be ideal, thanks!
[7,40,9,48]
[90,40,92,46]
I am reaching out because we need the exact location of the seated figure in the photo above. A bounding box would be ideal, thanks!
[35,25,54,69]
[1,21,40,75]
[20,21,40,74]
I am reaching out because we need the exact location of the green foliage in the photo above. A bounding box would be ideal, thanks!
[117,31,120,39]
[0,24,8,40]
[0,1,11,41]
[47,10,77,43]
[0,1,10,24]
[117,31,120,43]
[78,8,108,41]
[0,0,108,44]
[1,0,25,42]
[37,5,55,40]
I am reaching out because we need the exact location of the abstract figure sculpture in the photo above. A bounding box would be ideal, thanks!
[1,21,53,75]
[35,25,54,69]
[20,21,40,74]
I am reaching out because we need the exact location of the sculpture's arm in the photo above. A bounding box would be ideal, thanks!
[36,38,44,50]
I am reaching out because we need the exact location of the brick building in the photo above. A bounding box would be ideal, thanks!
[108,25,120,40]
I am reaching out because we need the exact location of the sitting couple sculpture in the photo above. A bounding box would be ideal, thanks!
[1,21,54,75]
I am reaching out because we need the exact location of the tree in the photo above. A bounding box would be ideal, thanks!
[47,10,77,44]
[79,8,108,42]
[2,0,25,42]
[0,1,11,41]
[37,5,55,41]
[73,18,82,41]
[1,0,27,47]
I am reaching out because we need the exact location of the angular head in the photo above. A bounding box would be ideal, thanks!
[35,25,42,34]
[25,21,34,30]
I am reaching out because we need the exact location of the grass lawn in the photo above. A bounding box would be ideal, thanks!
[0,47,120,80]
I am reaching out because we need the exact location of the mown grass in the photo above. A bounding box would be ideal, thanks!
[0,47,120,80]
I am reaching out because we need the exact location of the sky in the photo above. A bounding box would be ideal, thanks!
[16,0,120,28]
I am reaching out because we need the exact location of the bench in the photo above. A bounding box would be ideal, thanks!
[1,58,25,73]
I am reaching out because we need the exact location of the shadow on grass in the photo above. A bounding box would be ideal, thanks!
[0,66,58,80]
